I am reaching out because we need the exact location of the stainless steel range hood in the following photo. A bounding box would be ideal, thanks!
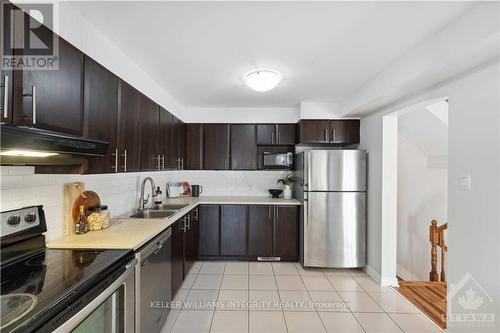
[0,125,108,166]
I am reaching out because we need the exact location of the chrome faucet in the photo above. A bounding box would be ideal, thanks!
[139,177,157,211]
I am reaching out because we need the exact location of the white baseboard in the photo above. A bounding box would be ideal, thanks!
[396,264,420,281]
[364,265,399,287]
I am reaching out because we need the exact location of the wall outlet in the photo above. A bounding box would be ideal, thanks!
[459,173,471,191]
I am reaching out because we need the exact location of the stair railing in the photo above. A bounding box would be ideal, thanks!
[429,220,448,282]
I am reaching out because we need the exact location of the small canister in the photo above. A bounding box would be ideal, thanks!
[191,185,203,197]
[87,205,110,231]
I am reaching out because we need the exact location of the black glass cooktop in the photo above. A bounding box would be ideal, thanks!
[0,236,131,333]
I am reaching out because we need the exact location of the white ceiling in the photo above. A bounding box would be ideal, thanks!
[71,1,475,108]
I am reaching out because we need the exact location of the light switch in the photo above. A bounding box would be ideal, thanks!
[459,173,471,190]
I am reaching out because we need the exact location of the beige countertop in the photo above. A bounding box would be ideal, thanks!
[47,196,300,251]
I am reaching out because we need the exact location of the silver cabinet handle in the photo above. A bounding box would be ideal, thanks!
[3,75,8,118]
[276,206,279,220]
[270,131,274,144]
[162,155,165,170]
[32,86,36,124]
[121,149,127,172]
[323,129,328,141]
[275,124,279,144]
[111,148,118,172]
[332,129,336,142]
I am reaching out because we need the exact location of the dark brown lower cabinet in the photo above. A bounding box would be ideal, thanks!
[248,205,273,257]
[220,205,247,256]
[274,206,299,260]
[198,205,220,256]
[171,217,185,297]
[198,204,299,261]
[184,210,199,276]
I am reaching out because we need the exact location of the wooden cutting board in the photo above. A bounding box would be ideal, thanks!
[63,182,101,235]
[72,191,101,221]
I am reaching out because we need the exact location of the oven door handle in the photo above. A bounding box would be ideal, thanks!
[52,258,137,333]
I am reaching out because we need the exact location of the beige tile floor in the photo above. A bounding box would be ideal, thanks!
[161,261,442,333]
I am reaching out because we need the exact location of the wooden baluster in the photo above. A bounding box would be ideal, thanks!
[429,220,439,281]
[440,247,446,282]
[438,223,447,282]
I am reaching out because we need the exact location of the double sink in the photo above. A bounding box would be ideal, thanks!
[125,203,189,219]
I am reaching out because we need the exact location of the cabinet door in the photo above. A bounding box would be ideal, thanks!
[248,205,273,257]
[1,4,13,123]
[277,124,296,145]
[13,23,83,135]
[186,124,203,170]
[158,108,172,170]
[139,94,159,171]
[330,120,360,144]
[274,206,299,260]
[183,214,194,276]
[256,124,276,145]
[1,70,13,123]
[231,124,257,170]
[84,57,118,174]
[299,120,330,143]
[198,205,220,257]
[178,120,186,170]
[117,80,140,172]
[203,124,230,170]
[220,205,247,256]
[171,219,185,297]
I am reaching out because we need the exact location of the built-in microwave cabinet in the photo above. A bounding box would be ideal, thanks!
[256,124,296,145]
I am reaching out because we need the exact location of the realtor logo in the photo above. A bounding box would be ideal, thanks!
[448,272,496,329]
[1,2,59,70]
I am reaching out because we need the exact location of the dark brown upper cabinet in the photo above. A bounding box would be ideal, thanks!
[256,124,275,145]
[12,28,84,135]
[298,119,359,144]
[256,124,296,145]
[186,124,203,170]
[177,120,186,170]
[330,120,360,144]
[83,57,118,174]
[248,205,274,257]
[1,3,13,123]
[159,108,172,170]
[298,120,330,143]
[117,80,140,172]
[139,94,160,171]
[203,124,230,170]
[230,124,257,170]
[0,69,13,124]
[220,205,247,256]
[170,115,185,170]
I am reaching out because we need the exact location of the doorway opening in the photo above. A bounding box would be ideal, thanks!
[381,97,449,329]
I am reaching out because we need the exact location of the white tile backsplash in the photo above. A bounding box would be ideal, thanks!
[0,167,289,241]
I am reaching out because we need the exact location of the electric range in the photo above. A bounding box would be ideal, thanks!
[0,205,135,333]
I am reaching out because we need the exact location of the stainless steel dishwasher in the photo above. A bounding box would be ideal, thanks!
[135,227,172,333]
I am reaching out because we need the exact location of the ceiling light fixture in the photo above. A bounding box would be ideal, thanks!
[243,69,282,92]
[0,150,59,157]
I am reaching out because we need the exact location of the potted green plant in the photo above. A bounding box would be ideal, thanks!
[277,174,294,199]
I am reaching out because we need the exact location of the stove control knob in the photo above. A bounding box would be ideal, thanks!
[7,215,21,226]
[24,213,37,224]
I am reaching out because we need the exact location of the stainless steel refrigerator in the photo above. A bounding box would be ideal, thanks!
[295,150,366,268]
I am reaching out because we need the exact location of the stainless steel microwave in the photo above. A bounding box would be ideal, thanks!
[263,152,293,169]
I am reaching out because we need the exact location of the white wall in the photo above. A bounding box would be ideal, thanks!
[397,135,448,281]
[0,167,288,241]
[182,107,299,123]
[359,61,500,331]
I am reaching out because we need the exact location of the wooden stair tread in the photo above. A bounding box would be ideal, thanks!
[397,281,447,329]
